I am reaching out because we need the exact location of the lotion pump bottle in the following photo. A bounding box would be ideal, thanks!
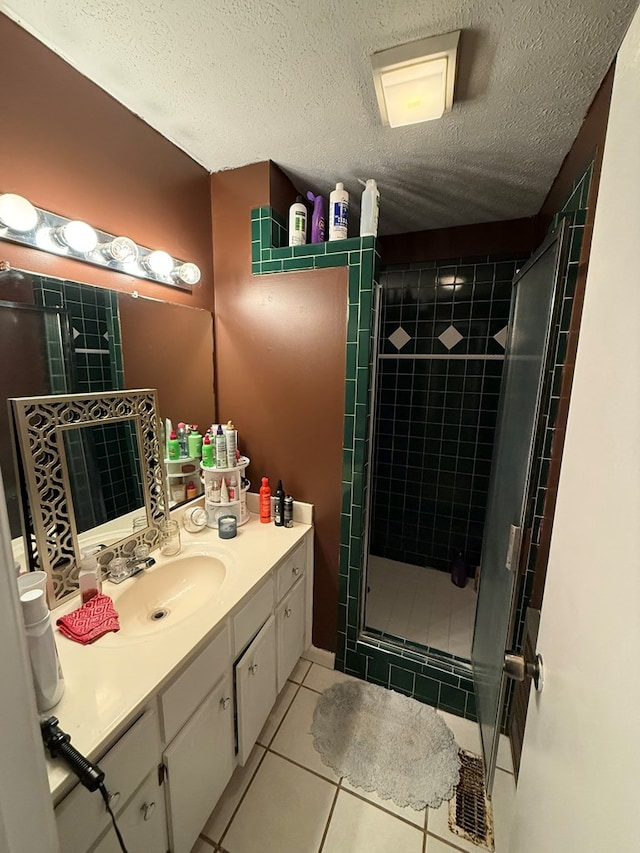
[259,477,271,523]
[358,178,380,237]
[288,195,308,246]
[201,433,214,467]
[20,588,65,712]
[329,182,349,241]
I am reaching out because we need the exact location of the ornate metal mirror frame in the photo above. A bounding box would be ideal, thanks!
[10,388,167,605]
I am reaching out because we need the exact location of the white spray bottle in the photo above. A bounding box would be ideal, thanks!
[359,179,380,237]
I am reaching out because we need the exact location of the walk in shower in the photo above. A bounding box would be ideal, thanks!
[364,253,528,661]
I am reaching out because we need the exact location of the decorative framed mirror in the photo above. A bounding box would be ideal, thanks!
[10,388,167,605]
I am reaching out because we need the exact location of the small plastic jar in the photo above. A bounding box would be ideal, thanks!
[218,515,237,539]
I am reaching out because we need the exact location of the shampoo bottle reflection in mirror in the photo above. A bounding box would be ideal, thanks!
[167,429,180,461]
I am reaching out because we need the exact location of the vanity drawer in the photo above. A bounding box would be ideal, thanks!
[55,709,160,853]
[233,577,275,656]
[275,541,306,603]
[160,623,230,744]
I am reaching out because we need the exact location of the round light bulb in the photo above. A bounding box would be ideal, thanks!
[60,220,98,253]
[146,250,174,276]
[0,193,38,232]
[176,262,201,286]
[104,236,138,263]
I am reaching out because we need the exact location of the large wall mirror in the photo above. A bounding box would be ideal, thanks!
[11,390,165,605]
[0,265,215,573]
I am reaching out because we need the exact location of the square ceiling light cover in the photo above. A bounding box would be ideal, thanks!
[371,31,461,128]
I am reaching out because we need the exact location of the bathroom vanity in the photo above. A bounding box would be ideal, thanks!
[48,503,313,853]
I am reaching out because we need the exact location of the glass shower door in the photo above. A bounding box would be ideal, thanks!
[472,221,567,792]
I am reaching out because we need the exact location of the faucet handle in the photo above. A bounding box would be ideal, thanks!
[134,543,151,560]
[108,558,129,583]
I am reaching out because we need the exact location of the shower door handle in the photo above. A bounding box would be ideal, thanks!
[504,650,544,692]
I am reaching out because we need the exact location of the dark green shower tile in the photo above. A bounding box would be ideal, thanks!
[341,481,353,515]
[251,219,260,241]
[272,246,293,260]
[251,261,261,275]
[261,248,272,262]
[315,253,348,269]
[346,303,359,345]
[259,219,271,246]
[345,650,367,678]
[261,259,283,273]
[343,414,354,448]
[389,665,415,695]
[342,449,353,479]
[439,684,467,716]
[258,205,271,217]
[360,250,374,287]
[464,692,478,721]
[348,265,362,303]
[415,674,440,705]
[345,342,357,377]
[251,207,260,221]
[340,513,352,544]
[344,378,356,416]
[294,242,326,256]
[355,369,369,404]
[361,236,376,251]
[366,652,390,686]
[326,236,361,253]
[283,256,313,271]
[251,242,261,264]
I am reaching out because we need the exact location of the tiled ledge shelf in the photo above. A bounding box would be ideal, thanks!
[251,205,477,721]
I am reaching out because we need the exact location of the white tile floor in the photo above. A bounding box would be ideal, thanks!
[193,659,516,853]
[366,556,478,658]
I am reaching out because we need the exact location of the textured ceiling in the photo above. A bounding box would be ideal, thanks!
[2,0,637,234]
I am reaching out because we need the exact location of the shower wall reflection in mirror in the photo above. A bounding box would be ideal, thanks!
[0,266,215,569]
[363,255,527,661]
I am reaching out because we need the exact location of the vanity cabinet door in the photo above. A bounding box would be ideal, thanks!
[276,577,306,693]
[163,674,234,853]
[91,771,166,853]
[236,614,277,765]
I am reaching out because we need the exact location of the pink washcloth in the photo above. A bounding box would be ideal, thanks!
[56,593,120,644]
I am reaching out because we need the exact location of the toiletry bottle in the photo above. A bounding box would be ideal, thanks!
[259,477,271,523]
[227,472,237,501]
[284,495,294,527]
[201,433,214,467]
[220,477,229,504]
[329,182,349,241]
[20,588,64,712]
[306,191,326,243]
[186,480,197,500]
[188,425,203,459]
[165,418,173,458]
[78,549,101,604]
[206,473,222,503]
[168,429,180,461]
[225,420,237,467]
[358,178,380,237]
[215,424,228,468]
[274,479,285,527]
[177,422,188,457]
[288,195,308,246]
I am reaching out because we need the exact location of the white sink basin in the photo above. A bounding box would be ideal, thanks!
[111,552,226,638]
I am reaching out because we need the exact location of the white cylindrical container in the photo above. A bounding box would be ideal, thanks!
[359,178,380,237]
[20,589,64,712]
[329,182,349,241]
[224,420,237,467]
[288,195,308,246]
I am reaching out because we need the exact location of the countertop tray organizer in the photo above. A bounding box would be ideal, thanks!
[201,456,250,528]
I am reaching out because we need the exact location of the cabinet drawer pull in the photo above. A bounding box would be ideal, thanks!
[292,566,301,576]
[284,607,292,618]
[141,801,155,821]
[249,663,259,675]
[107,791,120,810]
[220,696,231,710]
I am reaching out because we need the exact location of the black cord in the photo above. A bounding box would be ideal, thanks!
[99,783,130,853]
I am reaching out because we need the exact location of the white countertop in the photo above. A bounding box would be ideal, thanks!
[47,508,312,803]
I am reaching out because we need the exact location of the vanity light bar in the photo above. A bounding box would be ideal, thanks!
[0,193,201,289]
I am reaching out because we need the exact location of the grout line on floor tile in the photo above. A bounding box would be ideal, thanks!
[267,746,341,787]
[317,782,341,853]
[336,783,427,831]
[216,747,269,848]
[258,681,302,749]
[197,835,217,851]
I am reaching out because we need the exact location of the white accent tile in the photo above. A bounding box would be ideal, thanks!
[427,766,516,853]
[322,790,424,853]
[222,752,335,853]
[389,326,411,350]
[257,680,298,747]
[302,662,360,693]
[438,324,463,350]
[201,744,265,843]
[270,686,341,781]
[494,325,508,349]
[289,657,312,684]
[341,779,425,827]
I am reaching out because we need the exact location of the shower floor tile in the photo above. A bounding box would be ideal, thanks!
[366,556,478,658]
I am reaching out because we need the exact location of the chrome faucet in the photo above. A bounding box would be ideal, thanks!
[107,554,156,584]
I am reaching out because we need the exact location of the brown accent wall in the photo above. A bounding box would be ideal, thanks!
[0,14,213,311]
[119,297,215,432]
[211,163,347,652]
[379,217,544,265]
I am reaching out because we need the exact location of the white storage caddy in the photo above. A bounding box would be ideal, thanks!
[201,456,250,528]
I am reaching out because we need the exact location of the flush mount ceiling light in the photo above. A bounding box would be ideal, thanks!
[0,192,201,289]
[371,30,461,128]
